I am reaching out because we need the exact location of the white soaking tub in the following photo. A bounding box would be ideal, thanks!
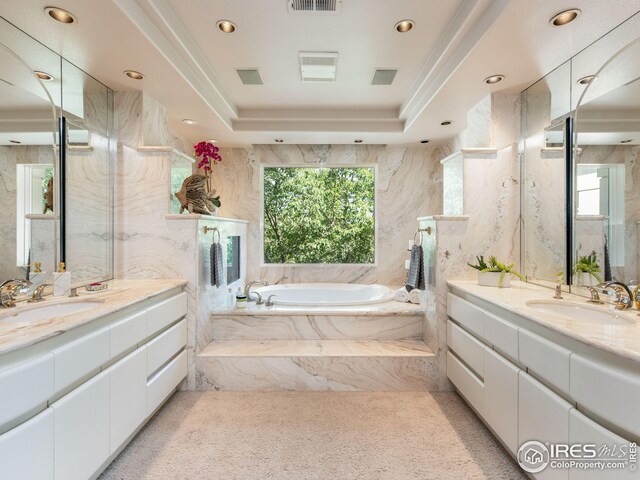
[254,283,394,306]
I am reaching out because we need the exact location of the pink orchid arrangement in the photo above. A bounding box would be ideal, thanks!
[193,141,222,173]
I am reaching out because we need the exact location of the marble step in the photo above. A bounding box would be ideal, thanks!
[206,314,424,341]
[195,340,437,391]
[199,339,435,357]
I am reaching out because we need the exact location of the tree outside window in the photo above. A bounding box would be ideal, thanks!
[263,167,375,264]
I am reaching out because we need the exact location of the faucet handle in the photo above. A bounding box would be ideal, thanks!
[554,284,563,300]
[586,287,603,304]
[266,294,278,307]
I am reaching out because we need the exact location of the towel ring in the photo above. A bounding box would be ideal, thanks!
[203,226,221,243]
[413,227,432,246]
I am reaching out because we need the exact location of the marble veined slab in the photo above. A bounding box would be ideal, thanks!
[447,280,640,364]
[199,339,434,358]
[196,355,440,391]
[212,300,425,317]
[0,279,187,355]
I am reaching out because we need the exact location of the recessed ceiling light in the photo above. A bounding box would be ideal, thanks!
[182,119,197,125]
[354,139,363,143]
[34,71,54,81]
[621,139,633,144]
[9,139,21,144]
[44,6,77,24]
[441,120,453,126]
[549,9,581,27]
[420,139,430,144]
[274,139,284,143]
[577,75,596,85]
[217,20,237,33]
[394,19,414,33]
[484,74,505,85]
[124,70,144,80]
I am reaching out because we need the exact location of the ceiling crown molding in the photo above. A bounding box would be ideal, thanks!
[401,0,512,130]
[111,0,237,129]
[112,0,511,136]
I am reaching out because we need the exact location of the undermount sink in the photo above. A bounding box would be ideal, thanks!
[525,300,636,326]
[0,299,104,324]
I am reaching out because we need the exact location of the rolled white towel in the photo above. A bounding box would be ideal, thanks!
[394,287,410,303]
[409,288,422,304]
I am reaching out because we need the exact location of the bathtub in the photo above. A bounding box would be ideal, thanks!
[254,283,394,306]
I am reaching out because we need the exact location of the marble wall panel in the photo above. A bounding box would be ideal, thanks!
[211,144,442,285]
[442,153,463,215]
[523,138,566,281]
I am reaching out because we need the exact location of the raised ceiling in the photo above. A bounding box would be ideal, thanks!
[1,0,639,146]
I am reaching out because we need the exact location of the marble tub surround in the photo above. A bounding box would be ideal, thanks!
[448,280,640,363]
[212,144,443,286]
[0,278,186,355]
[197,297,437,391]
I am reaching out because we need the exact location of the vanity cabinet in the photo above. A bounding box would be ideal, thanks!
[52,371,110,480]
[519,372,571,480]
[0,288,187,480]
[0,408,54,480]
[109,346,147,453]
[484,347,519,454]
[447,289,638,479]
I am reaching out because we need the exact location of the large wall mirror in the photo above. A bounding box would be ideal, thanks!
[522,11,640,291]
[0,17,114,289]
[0,18,60,282]
[573,37,640,291]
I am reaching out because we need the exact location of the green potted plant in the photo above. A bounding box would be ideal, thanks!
[574,253,602,287]
[468,255,525,288]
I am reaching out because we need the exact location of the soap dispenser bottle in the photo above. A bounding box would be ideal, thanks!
[28,262,47,294]
[53,262,71,297]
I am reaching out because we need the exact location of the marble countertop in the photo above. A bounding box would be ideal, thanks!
[212,300,425,317]
[447,280,640,364]
[0,279,187,355]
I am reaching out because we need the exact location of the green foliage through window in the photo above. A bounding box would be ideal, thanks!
[263,167,375,264]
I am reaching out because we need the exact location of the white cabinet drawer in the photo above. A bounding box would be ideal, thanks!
[53,327,110,394]
[484,347,519,455]
[484,312,519,361]
[109,346,147,454]
[569,410,635,480]
[147,350,187,415]
[519,329,571,395]
[447,319,484,377]
[0,353,53,430]
[519,372,572,480]
[570,354,640,440]
[0,408,53,480]
[110,310,148,360]
[447,293,484,337]
[52,371,110,480]
[446,351,484,416]
[147,292,187,337]
[146,318,187,376]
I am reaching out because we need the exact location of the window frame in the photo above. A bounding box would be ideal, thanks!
[260,164,378,267]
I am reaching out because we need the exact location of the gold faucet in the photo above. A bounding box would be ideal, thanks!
[634,285,640,310]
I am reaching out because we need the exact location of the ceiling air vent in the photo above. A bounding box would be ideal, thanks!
[371,70,397,86]
[288,0,342,15]
[236,69,264,85]
[299,52,338,82]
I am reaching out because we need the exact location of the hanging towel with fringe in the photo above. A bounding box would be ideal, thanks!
[406,245,425,291]
[210,240,224,288]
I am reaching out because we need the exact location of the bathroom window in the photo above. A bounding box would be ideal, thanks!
[263,167,375,264]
